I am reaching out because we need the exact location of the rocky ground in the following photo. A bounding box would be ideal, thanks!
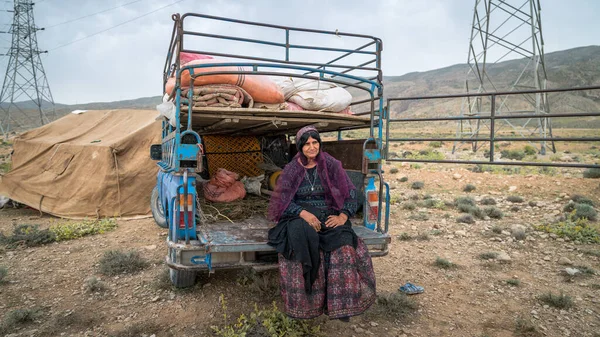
[1,162,599,337]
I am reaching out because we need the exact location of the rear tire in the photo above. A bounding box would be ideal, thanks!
[169,268,197,288]
[151,186,168,228]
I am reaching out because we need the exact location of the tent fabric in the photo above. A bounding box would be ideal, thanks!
[0,109,161,219]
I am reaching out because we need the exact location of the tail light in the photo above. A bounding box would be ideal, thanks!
[178,194,194,229]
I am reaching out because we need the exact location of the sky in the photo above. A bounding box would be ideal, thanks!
[0,0,599,104]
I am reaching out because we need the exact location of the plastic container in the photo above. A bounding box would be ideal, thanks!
[365,177,378,230]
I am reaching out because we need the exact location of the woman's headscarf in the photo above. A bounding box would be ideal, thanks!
[267,127,355,222]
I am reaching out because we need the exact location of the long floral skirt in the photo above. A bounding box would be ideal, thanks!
[278,239,376,319]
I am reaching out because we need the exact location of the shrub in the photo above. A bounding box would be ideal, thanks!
[373,292,418,318]
[583,168,600,179]
[402,202,417,210]
[0,224,56,248]
[573,204,598,221]
[416,232,430,241]
[99,250,149,276]
[421,198,444,209]
[212,298,322,337]
[507,195,524,203]
[463,184,476,192]
[84,276,108,293]
[480,197,497,205]
[410,164,422,169]
[510,206,520,213]
[398,233,412,241]
[408,193,420,201]
[538,292,573,309]
[423,194,433,200]
[500,150,525,160]
[399,176,409,182]
[571,195,595,207]
[429,141,443,148]
[506,279,521,286]
[434,257,457,269]
[455,196,476,207]
[492,225,503,234]
[563,201,577,213]
[1,308,43,332]
[458,204,485,219]
[582,249,600,257]
[523,145,537,155]
[50,218,117,241]
[411,181,425,190]
[514,317,540,337]
[484,207,504,219]
[535,213,600,244]
[528,201,538,207]
[408,212,429,221]
[457,214,475,224]
[479,252,499,260]
[389,167,399,174]
[513,229,527,241]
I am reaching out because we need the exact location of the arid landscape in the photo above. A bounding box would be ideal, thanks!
[1,135,599,337]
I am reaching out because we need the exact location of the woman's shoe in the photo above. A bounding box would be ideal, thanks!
[338,316,350,322]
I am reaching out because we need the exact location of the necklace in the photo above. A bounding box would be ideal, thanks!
[305,168,317,192]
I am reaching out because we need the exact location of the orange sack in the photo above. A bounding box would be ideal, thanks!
[166,59,284,104]
[203,168,247,202]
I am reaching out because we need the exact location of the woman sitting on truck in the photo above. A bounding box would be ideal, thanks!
[267,126,376,321]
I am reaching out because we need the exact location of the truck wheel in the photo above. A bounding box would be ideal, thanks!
[170,268,196,288]
[151,186,168,228]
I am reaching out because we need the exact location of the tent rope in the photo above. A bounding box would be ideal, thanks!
[112,148,122,217]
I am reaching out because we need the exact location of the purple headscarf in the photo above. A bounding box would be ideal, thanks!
[267,128,355,222]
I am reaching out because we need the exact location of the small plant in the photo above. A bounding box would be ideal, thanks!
[0,224,56,248]
[421,198,444,209]
[573,204,598,221]
[507,195,524,203]
[513,228,527,241]
[408,193,420,201]
[402,202,417,210]
[510,205,520,213]
[484,206,504,219]
[536,212,600,244]
[399,176,409,182]
[389,167,399,174]
[500,149,525,160]
[463,184,476,192]
[0,266,7,284]
[454,196,476,207]
[583,167,600,179]
[528,201,538,207]
[398,233,412,241]
[416,232,430,241]
[506,279,521,286]
[411,181,425,190]
[492,225,503,234]
[480,197,497,205]
[430,229,443,236]
[50,218,117,241]
[457,214,475,224]
[373,292,418,318]
[514,317,540,337]
[1,308,43,332]
[571,195,595,207]
[573,265,596,275]
[523,145,537,155]
[410,163,422,170]
[434,257,457,269]
[582,249,600,257]
[429,141,443,148]
[538,292,573,309]
[408,212,429,221]
[479,252,499,260]
[84,276,108,293]
[99,250,149,276]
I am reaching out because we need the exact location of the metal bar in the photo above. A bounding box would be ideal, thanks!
[489,93,496,162]
[183,30,286,48]
[386,158,599,169]
[389,111,600,122]
[387,137,600,142]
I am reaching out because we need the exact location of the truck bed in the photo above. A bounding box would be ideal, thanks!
[180,106,371,136]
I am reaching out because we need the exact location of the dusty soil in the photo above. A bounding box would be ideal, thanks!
[1,160,600,336]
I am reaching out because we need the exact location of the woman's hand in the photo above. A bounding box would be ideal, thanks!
[300,210,321,232]
[325,213,348,228]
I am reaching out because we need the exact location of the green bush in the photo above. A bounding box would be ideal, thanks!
[1,308,43,333]
[506,279,521,286]
[538,292,573,309]
[434,257,457,269]
[500,149,525,160]
[455,196,476,207]
[484,206,504,219]
[399,176,409,182]
[408,212,429,221]
[0,224,56,248]
[373,292,418,318]
[457,214,475,224]
[507,195,524,203]
[492,225,503,234]
[479,252,499,260]
[480,197,497,205]
[535,213,600,244]
[99,250,149,276]
[523,145,537,155]
[583,168,600,179]
[571,195,595,207]
[389,167,399,174]
[463,184,476,192]
[429,141,443,148]
[411,181,425,190]
[398,233,412,241]
[50,218,117,241]
[573,204,598,221]
[402,202,417,210]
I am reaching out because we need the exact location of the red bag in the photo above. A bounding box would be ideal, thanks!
[203,168,246,202]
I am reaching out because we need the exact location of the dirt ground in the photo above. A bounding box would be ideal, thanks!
[1,160,599,337]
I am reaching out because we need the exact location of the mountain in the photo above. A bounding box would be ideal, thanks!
[2,46,598,133]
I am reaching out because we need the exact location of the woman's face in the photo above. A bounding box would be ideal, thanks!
[302,136,320,161]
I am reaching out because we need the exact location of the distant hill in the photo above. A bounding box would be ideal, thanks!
[2,45,598,133]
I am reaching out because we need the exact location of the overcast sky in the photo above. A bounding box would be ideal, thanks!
[0,0,599,104]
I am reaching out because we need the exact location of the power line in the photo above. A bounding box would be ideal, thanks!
[49,0,185,52]
[43,0,145,30]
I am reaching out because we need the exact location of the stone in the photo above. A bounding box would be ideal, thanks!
[370,321,379,327]
[453,173,462,180]
[455,230,467,237]
[558,257,573,265]
[509,186,517,192]
[496,251,511,262]
[565,268,580,276]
